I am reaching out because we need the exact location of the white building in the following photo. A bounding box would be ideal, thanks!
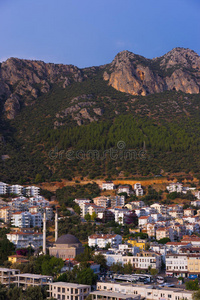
[167,182,183,193]
[24,186,40,197]
[30,212,42,228]
[0,182,8,195]
[11,211,32,228]
[96,281,193,300]
[138,216,153,227]
[156,227,174,242]
[88,234,122,248]
[105,250,161,271]
[9,185,24,196]
[135,188,143,197]
[48,282,91,300]
[7,229,43,249]
[74,198,91,205]
[117,185,131,196]
[166,253,188,277]
[81,203,105,218]
[102,182,115,190]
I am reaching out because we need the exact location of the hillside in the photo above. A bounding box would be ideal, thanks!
[0,48,200,183]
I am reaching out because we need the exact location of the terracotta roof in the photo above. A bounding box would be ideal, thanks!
[7,231,42,235]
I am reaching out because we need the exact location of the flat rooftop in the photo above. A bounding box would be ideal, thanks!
[16,273,52,279]
[91,291,138,299]
[50,282,90,288]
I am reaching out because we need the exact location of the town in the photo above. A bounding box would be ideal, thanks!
[0,179,200,299]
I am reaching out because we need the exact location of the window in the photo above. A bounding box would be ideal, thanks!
[62,288,65,293]
[58,287,61,292]
[75,289,78,294]
[62,296,65,300]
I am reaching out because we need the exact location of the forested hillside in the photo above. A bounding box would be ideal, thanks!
[0,69,200,183]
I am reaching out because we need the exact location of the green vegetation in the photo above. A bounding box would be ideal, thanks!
[1,72,200,183]
[186,279,199,290]
[56,183,100,207]
[0,285,49,300]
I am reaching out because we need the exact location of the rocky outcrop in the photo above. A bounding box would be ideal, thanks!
[1,48,200,119]
[54,95,103,126]
[103,48,200,95]
[0,57,84,118]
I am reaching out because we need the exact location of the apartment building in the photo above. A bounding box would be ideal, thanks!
[105,250,161,271]
[9,185,24,195]
[15,273,52,289]
[90,290,139,300]
[0,206,13,223]
[96,281,193,300]
[187,254,200,275]
[93,196,110,208]
[88,234,122,248]
[102,182,115,190]
[24,186,40,197]
[156,227,174,241]
[0,182,8,195]
[117,185,132,196]
[81,203,105,217]
[30,212,42,227]
[7,229,43,248]
[11,211,32,228]
[166,253,188,277]
[134,251,161,271]
[48,282,91,300]
[0,268,20,287]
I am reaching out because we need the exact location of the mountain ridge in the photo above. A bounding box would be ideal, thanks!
[0,47,200,119]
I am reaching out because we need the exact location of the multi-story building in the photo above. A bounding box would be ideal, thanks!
[96,281,193,300]
[0,206,12,223]
[105,250,161,271]
[24,186,40,197]
[9,185,23,196]
[166,253,188,277]
[135,188,143,197]
[117,185,131,196]
[0,182,8,195]
[30,212,42,227]
[88,234,122,248]
[6,229,43,249]
[15,273,52,288]
[93,196,110,208]
[48,282,91,300]
[0,268,20,287]
[81,203,105,218]
[167,182,183,193]
[127,239,147,250]
[11,211,32,228]
[90,290,139,300]
[134,251,162,271]
[102,182,115,190]
[187,254,200,276]
[156,227,174,241]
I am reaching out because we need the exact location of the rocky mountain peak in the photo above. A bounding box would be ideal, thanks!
[103,47,200,96]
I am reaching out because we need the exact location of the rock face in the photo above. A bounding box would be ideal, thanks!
[55,95,103,126]
[0,47,200,119]
[0,58,84,119]
[103,48,200,95]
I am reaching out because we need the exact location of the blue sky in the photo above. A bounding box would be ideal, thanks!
[0,0,200,68]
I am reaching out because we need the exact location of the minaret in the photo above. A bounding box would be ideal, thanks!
[55,209,58,242]
[43,210,46,255]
